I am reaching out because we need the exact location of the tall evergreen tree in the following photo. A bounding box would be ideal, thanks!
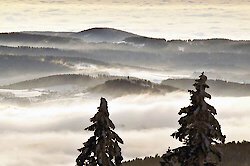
[161,72,226,166]
[76,97,124,166]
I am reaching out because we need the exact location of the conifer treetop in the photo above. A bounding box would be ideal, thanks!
[76,97,123,166]
[161,72,226,166]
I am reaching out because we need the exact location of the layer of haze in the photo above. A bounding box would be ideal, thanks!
[1,0,250,40]
[0,92,249,166]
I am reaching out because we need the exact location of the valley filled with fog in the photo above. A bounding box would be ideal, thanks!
[1,28,250,166]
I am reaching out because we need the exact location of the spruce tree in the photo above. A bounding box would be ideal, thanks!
[161,72,226,166]
[76,97,124,166]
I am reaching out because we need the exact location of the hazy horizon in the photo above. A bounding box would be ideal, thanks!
[1,0,250,40]
[3,27,250,41]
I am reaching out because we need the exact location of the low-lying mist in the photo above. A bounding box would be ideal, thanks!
[1,91,250,166]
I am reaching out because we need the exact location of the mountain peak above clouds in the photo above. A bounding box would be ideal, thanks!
[73,27,138,42]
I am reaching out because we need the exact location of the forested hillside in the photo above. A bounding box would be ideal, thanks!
[123,141,250,166]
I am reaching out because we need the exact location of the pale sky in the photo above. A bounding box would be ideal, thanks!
[0,0,250,40]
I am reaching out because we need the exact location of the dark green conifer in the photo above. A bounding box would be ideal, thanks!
[161,73,226,166]
[76,97,123,166]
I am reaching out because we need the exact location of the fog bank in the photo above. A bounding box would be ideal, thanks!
[0,92,249,166]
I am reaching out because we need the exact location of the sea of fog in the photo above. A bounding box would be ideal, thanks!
[72,63,191,84]
[0,91,250,166]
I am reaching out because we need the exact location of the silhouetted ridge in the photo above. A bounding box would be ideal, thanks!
[90,78,178,97]
[22,31,74,38]
[0,32,80,43]
[0,74,132,90]
[1,74,94,89]
[74,27,138,42]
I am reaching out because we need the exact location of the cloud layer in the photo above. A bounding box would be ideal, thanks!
[0,92,250,166]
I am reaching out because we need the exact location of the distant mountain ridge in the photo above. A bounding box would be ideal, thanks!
[21,28,139,43]
[0,74,95,89]
[0,74,130,90]
[2,27,250,49]
[73,27,138,42]
[2,27,250,83]
[1,27,166,47]
[0,32,81,44]
[22,31,74,38]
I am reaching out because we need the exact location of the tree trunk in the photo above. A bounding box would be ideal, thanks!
[198,154,204,166]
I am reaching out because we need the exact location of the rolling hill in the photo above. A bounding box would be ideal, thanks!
[2,27,250,83]
[22,28,139,43]
[0,32,82,47]
[22,31,74,38]
[1,75,179,98]
[0,74,95,90]
[73,27,138,43]
[90,78,179,97]
[0,45,109,65]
